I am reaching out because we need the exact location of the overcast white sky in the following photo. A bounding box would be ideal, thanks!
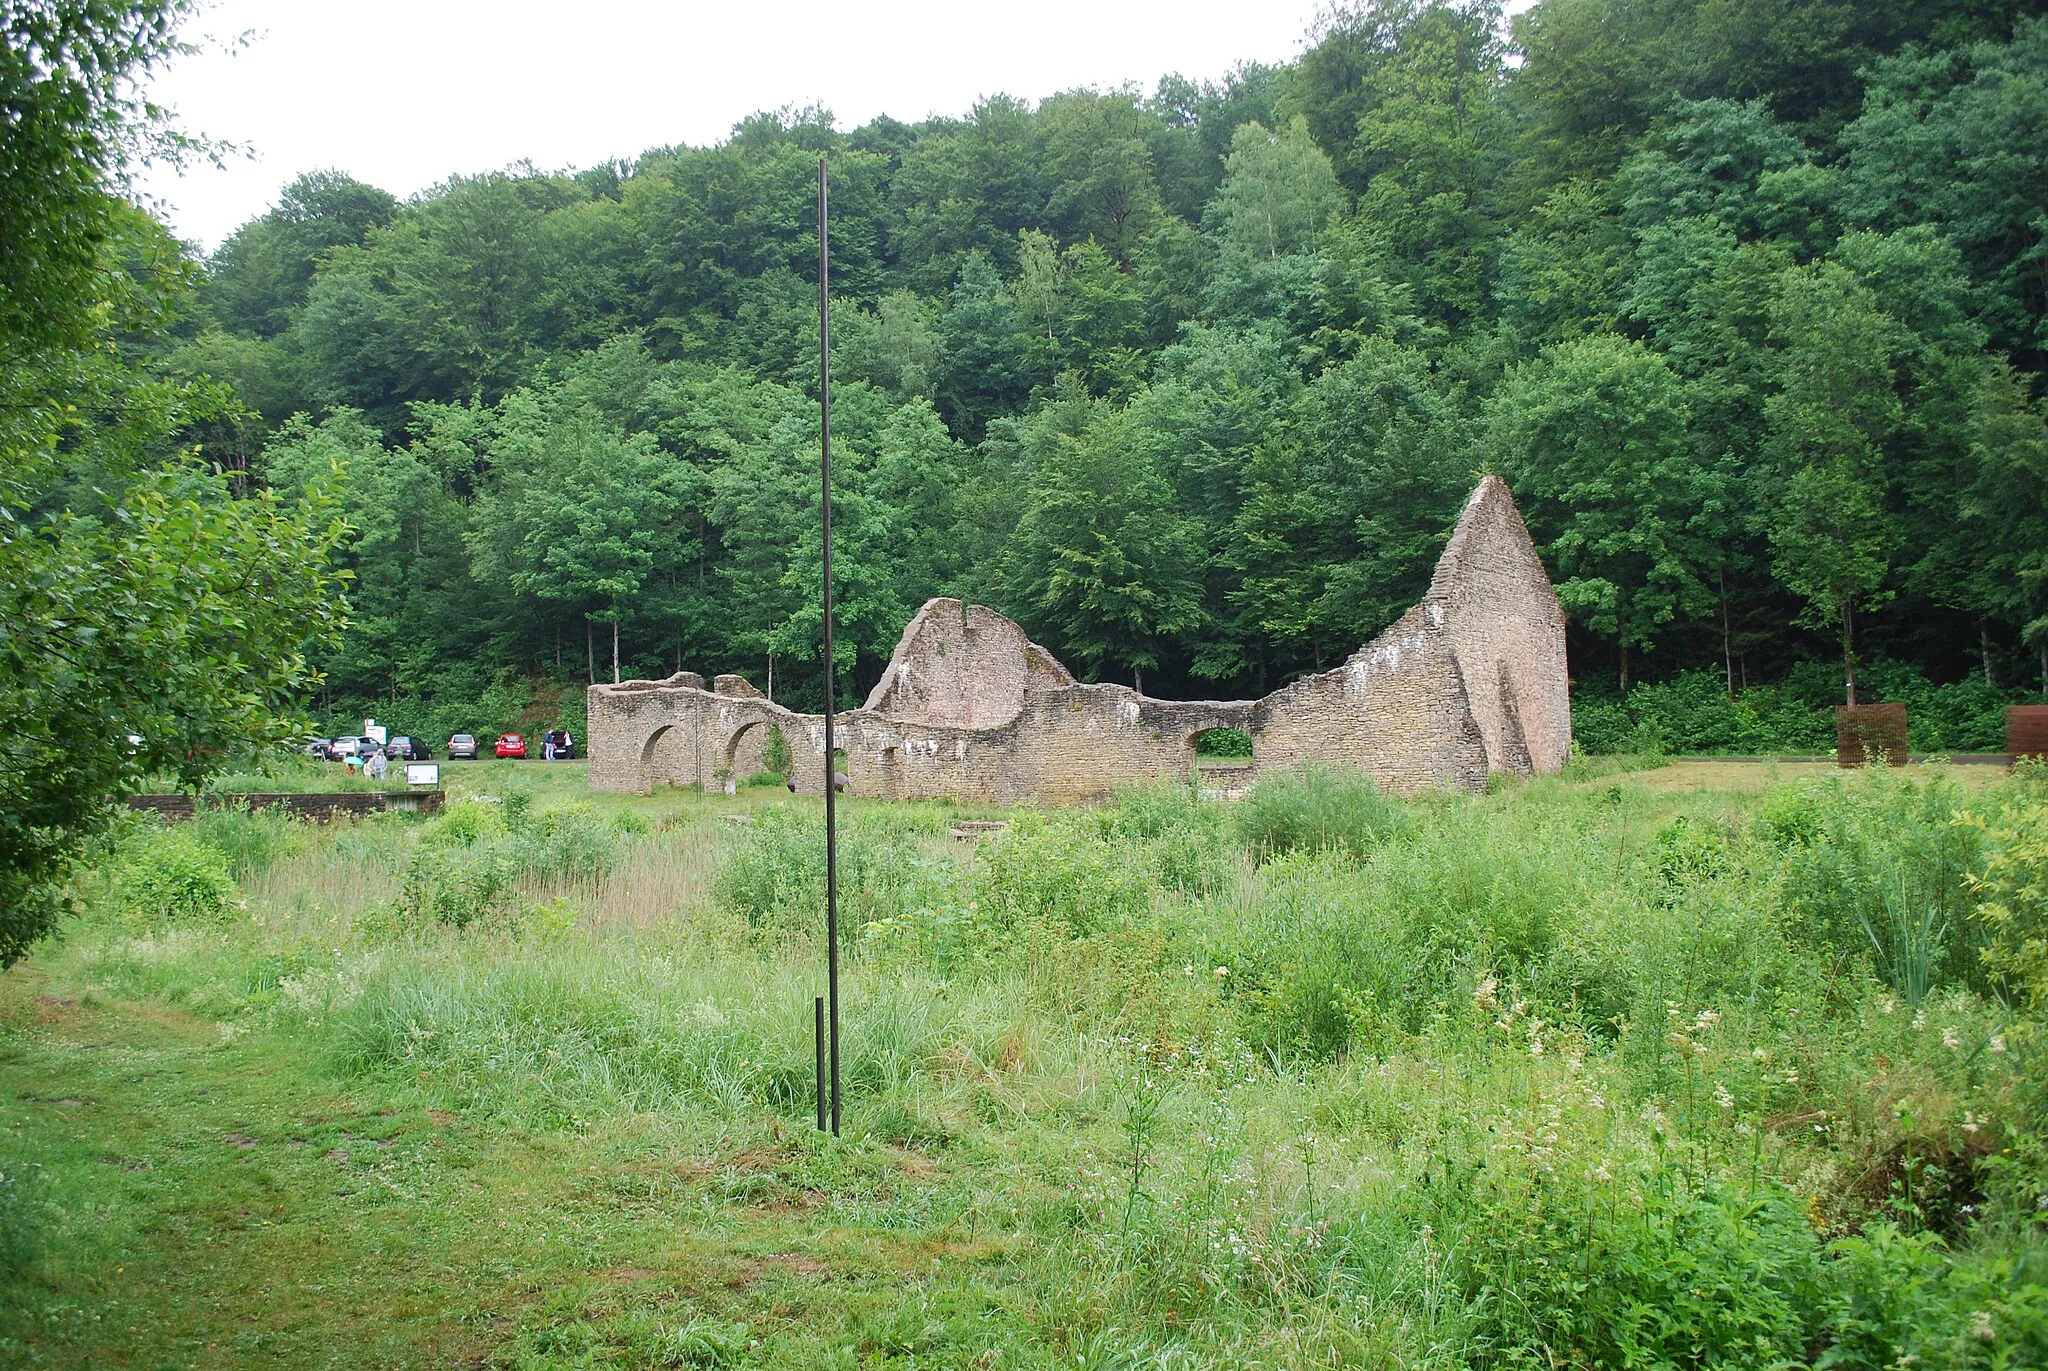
[136,0,1335,252]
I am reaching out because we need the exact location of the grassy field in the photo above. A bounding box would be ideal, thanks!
[1,757,2044,1368]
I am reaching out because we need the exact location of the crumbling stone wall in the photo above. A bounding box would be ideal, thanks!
[587,476,1569,802]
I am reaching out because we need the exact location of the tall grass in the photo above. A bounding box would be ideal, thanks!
[39,761,2048,1366]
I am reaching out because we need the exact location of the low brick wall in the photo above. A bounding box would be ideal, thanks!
[1836,704,1909,767]
[124,791,445,822]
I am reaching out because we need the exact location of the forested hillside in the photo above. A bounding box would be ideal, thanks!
[164,0,2048,745]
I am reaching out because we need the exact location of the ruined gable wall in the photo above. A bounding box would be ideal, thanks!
[1428,476,1571,774]
[1249,604,1491,795]
[864,598,1076,729]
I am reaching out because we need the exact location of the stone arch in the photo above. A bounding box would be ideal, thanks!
[721,718,781,782]
[638,723,680,791]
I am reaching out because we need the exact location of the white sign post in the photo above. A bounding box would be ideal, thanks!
[363,719,388,746]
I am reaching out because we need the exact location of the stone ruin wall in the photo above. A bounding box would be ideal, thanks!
[586,476,1570,803]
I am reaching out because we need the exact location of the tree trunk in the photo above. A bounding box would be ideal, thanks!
[2040,641,2046,701]
[1981,619,1996,688]
[612,619,620,685]
[1842,602,1858,706]
[767,653,775,703]
[586,617,595,685]
[1617,601,1630,695]
[1720,568,1733,698]
[1133,663,1144,695]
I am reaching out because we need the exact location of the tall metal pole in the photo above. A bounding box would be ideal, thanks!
[818,156,841,1137]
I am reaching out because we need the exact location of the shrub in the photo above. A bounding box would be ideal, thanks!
[1460,1154,1824,1367]
[1767,774,1986,1003]
[1192,727,1252,759]
[1103,781,1234,896]
[970,816,1154,938]
[186,802,304,880]
[394,800,626,929]
[114,829,240,926]
[1233,765,1411,863]
[711,806,953,935]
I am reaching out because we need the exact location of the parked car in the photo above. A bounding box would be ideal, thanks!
[385,735,429,761]
[553,732,576,760]
[495,733,527,759]
[304,737,333,759]
[447,733,481,760]
[328,735,371,759]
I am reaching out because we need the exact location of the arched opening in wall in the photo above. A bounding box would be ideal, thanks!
[878,745,902,802]
[721,720,788,790]
[1190,727,1253,762]
[1187,726,1256,796]
[638,724,675,791]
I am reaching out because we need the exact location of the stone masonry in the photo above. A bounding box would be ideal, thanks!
[586,476,1570,802]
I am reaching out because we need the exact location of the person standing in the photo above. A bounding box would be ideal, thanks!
[364,747,387,781]
[543,729,557,762]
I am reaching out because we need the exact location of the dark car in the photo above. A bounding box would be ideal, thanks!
[447,733,481,760]
[386,735,429,761]
[553,732,576,760]
[304,737,334,759]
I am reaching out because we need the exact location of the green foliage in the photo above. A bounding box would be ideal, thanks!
[1232,765,1411,862]
[1463,1166,1825,1366]
[1766,772,1986,1002]
[393,799,627,929]
[710,806,953,936]
[115,0,2048,742]
[111,828,241,928]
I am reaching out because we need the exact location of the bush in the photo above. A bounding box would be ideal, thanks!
[186,802,304,880]
[394,799,627,929]
[114,828,241,926]
[1233,765,1411,862]
[1102,781,1235,897]
[1462,1163,1824,1367]
[967,816,1156,940]
[1766,773,1986,1003]
[711,806,954,935]
[1571,663,2024,758]
[1192,727,1252,758]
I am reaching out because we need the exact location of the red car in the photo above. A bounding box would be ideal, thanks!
[494,733,527,759]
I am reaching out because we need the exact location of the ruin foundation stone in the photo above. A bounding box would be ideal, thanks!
[586,476,1570,802]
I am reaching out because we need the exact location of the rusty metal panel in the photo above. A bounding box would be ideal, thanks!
[1836,703,1908,767]
[2009,706,2048,762]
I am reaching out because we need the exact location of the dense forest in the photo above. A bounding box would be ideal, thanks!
[151,0,2048,742]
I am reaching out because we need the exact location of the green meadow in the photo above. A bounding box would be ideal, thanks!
[1,759,2044,1369]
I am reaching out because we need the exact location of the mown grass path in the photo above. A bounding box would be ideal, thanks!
[0,968,1032,1368]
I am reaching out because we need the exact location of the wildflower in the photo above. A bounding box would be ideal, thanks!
[1474,976,1499,1011]
[1713,1082,1734,1111]
[1989,1034,2006,1054]
[1213,966,1230,979]
[1693,1008,1720,1032]
[1529,1037,1544,1056]
[1943,1026,1963,1050]
[1183,964,1194,976]
[1880,996,1897,1015]
[1912,1008,1928,1030]
[1961,1111,1981,1134]
[1972,1309,1996,1341]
